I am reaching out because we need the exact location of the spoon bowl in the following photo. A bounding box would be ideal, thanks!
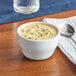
[60,24,75,37]
[59,23,76,44]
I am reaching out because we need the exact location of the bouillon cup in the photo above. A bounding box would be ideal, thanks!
[17,22,60,60]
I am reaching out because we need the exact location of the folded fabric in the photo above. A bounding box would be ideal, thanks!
[43,16,76,65]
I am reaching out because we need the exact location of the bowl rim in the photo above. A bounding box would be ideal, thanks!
[17,21,60,42]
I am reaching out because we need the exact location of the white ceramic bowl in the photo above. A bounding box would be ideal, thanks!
[17,22,60,60]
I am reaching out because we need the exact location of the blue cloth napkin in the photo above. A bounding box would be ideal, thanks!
[0,0,76,24]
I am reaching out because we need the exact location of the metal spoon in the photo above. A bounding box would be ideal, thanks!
[59,23,76,44]
[60,24,75,36]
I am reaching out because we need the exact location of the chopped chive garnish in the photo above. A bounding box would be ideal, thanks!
[46,29,48,30]
[28,37,31,39]
[40,34,43,37]
[46,33,48,35]
[30,33,33,34]
[38,32,40,34]
[37,25,39,27]
[38,36,40,37]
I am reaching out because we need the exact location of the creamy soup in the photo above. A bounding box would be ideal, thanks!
[21,23,58,40]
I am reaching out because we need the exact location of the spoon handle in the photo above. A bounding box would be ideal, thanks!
[61,34,76,47]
